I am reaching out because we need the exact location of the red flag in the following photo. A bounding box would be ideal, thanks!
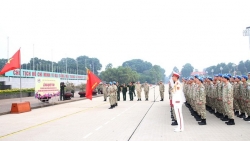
[0,49,21,75]
[85,69,101,100]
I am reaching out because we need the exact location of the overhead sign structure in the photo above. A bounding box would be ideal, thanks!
[4,69,86,80]
[35,77,60,99]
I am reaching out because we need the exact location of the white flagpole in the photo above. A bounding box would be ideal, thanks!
[19,48,22,102]
[7,37,9,60]
[51,49,53,72]
[33,44,35,70]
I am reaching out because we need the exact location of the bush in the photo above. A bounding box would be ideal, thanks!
[0,88,35,94]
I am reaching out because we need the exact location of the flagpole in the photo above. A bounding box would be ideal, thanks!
[19,48,22,102]
[7,37,9,60]
[51,49,53,72]
[33,44,34,70]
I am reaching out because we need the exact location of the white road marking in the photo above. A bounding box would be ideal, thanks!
[95,126,102,131]
[83,132,93,139]
[111,117,116,120]
[105,121,109,125]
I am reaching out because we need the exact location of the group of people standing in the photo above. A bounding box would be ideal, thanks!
[180,73,250,126]
[102,81,153,109]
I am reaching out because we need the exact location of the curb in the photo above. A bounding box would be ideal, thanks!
[0,94,103,116]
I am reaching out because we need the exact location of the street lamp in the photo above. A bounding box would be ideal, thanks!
[232,64,236,76]
[206,71,208,76]
[75,59,78,82]
[211,69,214,76]
[220,67,223,74]
[243,26,250,50]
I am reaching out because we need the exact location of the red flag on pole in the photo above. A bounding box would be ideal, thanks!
[85,69,101,100]
[0,49,21,75]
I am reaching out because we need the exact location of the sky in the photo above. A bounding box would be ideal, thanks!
[0,0,250,75]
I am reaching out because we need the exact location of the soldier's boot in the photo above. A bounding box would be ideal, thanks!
[196,115,202,121]
[198,119,207,125]
[171,120,178,126]
[137,99,140,101]
[234,111,239,116]
[116,103,118,106]
[109,105,113,109]
[226,119,235,125]
[238,113,245,118]
[243,116,250,121]
[221,116,229,121]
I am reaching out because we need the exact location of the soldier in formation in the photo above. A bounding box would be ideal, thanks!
[183,72,250,125]
[159,80,165,101]
[135,81,142,101]
[144,81,150,101]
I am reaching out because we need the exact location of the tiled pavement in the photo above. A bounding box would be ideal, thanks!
[0,86,249,141]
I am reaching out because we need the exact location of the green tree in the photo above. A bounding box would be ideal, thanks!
[105,63,113,70]
[122,59,152,73]
[100,66,139,83]
[0,59,7,70]
[180,63,194,77]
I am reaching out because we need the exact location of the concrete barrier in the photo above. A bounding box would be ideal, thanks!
[10,101,31,114]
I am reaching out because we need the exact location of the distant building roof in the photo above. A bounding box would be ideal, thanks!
[190,71,206,76]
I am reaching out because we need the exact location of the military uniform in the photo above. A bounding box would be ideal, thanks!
[135,82,142,101]
[117,83,121,101]
[197,77,206,125]
[128,83,134,101]
[102,83,108,101]
[108,82,115,109]
[121,84,127,101]
[159,81,165,101]
[222,75,235,125]
[144,82,150,101]
[113,81,118,106]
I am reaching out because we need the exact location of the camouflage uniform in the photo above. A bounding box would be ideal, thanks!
[197,83,206,119]
[222,81,235,125]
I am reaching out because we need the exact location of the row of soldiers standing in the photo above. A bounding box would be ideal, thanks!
[102,81,151,109]
[182,73,250,126]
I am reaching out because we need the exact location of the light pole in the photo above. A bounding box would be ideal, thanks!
[75,59,78,82]
[232,64,236,76]
[243,26,250,50]
[220,67,223,74]
[206,71,208,76]
[211,69,214,76]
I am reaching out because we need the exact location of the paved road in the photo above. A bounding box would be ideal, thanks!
[0,86,250,141]
[0,91,102,115]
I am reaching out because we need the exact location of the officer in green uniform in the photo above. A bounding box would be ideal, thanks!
[128,82,134,101]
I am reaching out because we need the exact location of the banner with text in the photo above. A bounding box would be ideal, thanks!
[35,77,60,99]
[5,69,86,80]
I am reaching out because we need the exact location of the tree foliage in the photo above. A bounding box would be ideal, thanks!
[180,63,194,77]
[100,66,139,83]
[0,56,102,75]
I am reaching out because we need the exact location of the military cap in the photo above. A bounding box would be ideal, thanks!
[208,77,213,81]
[218,74,223,77]
[113,81,116,84]
[236,76,242,80]
[223,75,230,80]
[109,82,113,85]
[232,76,236,79]
[194,75,199,78]
[214,74,218,77]
[198,77,203,83]
[227,74,232,78]
[172,72,180,78]
[242,75,248,80]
